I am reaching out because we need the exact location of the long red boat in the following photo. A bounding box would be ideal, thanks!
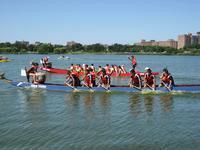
[40,67,159,77]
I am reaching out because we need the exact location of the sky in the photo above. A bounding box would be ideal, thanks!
[0,0,199,45]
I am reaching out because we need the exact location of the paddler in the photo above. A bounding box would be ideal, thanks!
[128,55,137,69]
[43,56,50,67]
[159,68,174,90]
[98,68,111,90]
[65,70,81,87]
[97,66,102,76]
[121,65,127,73]
[90,64,95,71]
[104,64,110,74]
[89,67,96,86]
[33,72,46,84]
[129,69,142,89]
[144,67,156,90]
[82,69,94,88]
[26,62,39,82]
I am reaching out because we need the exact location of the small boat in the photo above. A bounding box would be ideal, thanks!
[40,67,159,77]
[0,59,11,63]
[57,56,70,60]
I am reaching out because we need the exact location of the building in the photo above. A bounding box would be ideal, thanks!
[15,41,29,46]
[66,41,77,46]
[197,32,200,44]
[157,39,178,49]
[136,39,178,49]
[178,32,200,49]
[177,34,191,49]
[137,40,155,46]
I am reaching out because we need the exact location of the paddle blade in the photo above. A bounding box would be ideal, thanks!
[21,69,27,76]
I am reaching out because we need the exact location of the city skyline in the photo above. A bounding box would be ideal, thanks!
[0,0,200,45]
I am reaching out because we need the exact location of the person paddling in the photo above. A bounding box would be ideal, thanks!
[128,55,137,69]
[33,72,46,84]
[159,68,174,90]
[65,70,81,87]
[129,69,142,89]
[26,62,39,82]
[144,67,156,90]
[82,69,94,88]
[98,68,111,90]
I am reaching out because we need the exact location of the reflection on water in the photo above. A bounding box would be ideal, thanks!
[65,92,111,119]
[129,93,174,117]
[159,94,174,112]
[98,93,111,112]
[129,94,142,117]
[65,92,81,110]
[143,95,154,115]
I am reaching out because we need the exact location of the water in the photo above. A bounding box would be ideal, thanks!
[0,54,200,149]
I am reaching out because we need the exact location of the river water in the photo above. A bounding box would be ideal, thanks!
[0,54,200,149]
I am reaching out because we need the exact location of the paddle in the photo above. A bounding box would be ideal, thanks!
[21,68,26,76]
[65,83,79,91]
[145,83,155,91]
[130,84,142,91]
[97,83,110,92]
[82,82,94,92]
[161,81,172,92]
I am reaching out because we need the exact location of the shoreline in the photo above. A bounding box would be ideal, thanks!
[1,51,200,56]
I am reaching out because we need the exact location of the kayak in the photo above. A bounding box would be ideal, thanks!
[0,59,11,63]
[40,67,160,77]
[8,80,200,93]
[57,56,70,60]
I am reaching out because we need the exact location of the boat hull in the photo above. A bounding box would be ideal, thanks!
[40,67,159,77]
[10,81,200,93]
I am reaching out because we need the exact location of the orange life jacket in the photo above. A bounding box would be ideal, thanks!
[145,73,155,85]
[162,74,172,85]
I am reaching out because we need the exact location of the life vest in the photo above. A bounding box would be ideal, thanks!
[132,58,137,65]
[90,71,96,80]
[72,71,79,77]
[131,74,140,86]
[145,73,155,85]
[104,66,110,74]
[72,74,81,86]
[84,74,92,86]
[162,74,174,85]
[101,75,110,85]
[28,66,37,74]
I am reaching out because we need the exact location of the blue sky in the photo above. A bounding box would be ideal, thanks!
[0,0,199,45]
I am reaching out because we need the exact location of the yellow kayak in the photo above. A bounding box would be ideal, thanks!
[0,59,11,62]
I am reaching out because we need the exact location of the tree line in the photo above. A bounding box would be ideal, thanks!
[0,41,200,55]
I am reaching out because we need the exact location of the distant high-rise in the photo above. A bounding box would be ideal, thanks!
[178,32,200,49]
[197,32,200,44]
[178,34,191,49]
[137,39,177,49]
